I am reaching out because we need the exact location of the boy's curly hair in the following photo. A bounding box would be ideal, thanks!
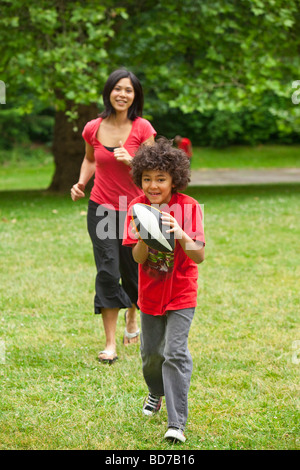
[132,137,191,192]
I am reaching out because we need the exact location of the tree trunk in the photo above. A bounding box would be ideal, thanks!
[48,101,99,192]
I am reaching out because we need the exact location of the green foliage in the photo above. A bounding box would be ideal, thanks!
[110,0,300,135]
[0,99,54,149]
[152,106,299,147]
[1,0,300,149]
[0,0,125,111]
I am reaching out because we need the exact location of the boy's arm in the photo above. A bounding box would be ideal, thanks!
[176,231,205,264]
[161,212,205,264]
[132,239,149,264]
[126,219,149,264]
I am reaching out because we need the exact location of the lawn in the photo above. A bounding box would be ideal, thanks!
[1,143,300,192]
[191,144,300,169]
[0,147,299,450]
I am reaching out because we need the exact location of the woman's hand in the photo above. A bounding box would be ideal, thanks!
[114,141,133,166]
[71,183,85,201]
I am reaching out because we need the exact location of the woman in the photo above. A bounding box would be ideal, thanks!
[71,68,156,364]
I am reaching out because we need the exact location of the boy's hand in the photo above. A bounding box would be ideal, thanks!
[161,212,183,239]
[131,222,148,264]
[129,221,141,241]
[162,211,205,264]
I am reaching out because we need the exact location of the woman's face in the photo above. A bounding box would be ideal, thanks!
[110,78,135,113]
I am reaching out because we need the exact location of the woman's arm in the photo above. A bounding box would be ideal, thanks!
[71,142,95,201]
[143,135,155,146]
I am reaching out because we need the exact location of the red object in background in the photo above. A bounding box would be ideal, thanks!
[176,137,192,158]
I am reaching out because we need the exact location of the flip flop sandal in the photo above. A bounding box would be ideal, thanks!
[98,350,118,364]
[123,310,140,345]
[123,328,140,344]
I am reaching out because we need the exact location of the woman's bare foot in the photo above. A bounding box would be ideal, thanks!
[123,307,140,345]
[98,349,118,364]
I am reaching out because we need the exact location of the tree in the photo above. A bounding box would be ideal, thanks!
[109,0,300,145]
[110,0,300,115]
[0,0,126,190]
[1,0,299,191]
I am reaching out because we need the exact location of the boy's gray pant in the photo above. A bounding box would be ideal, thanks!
[140,308,195,431]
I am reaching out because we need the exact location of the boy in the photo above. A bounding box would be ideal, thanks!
[123,138,205,442]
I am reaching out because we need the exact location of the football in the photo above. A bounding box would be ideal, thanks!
[131,203,175,253]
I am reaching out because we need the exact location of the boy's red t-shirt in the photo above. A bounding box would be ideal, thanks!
[123,192,205,316]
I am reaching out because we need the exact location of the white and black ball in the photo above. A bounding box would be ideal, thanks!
[131,203,175,253]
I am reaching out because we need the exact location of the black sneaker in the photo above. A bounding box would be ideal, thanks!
[143,393,162,416]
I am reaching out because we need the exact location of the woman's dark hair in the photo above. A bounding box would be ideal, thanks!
[132,137,191,192]
[99,68,144,120]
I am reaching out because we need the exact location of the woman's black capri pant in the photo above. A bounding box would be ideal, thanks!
[87,199,138,314]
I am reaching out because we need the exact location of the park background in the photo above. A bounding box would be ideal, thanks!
[0,0,299,450]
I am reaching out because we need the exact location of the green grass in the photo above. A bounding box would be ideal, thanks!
[0,144,54,191]
[0,150,299,450]
[1,143,300,193]
[191,144,300,169]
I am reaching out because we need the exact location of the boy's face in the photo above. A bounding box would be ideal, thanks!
[141,169,174,205]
